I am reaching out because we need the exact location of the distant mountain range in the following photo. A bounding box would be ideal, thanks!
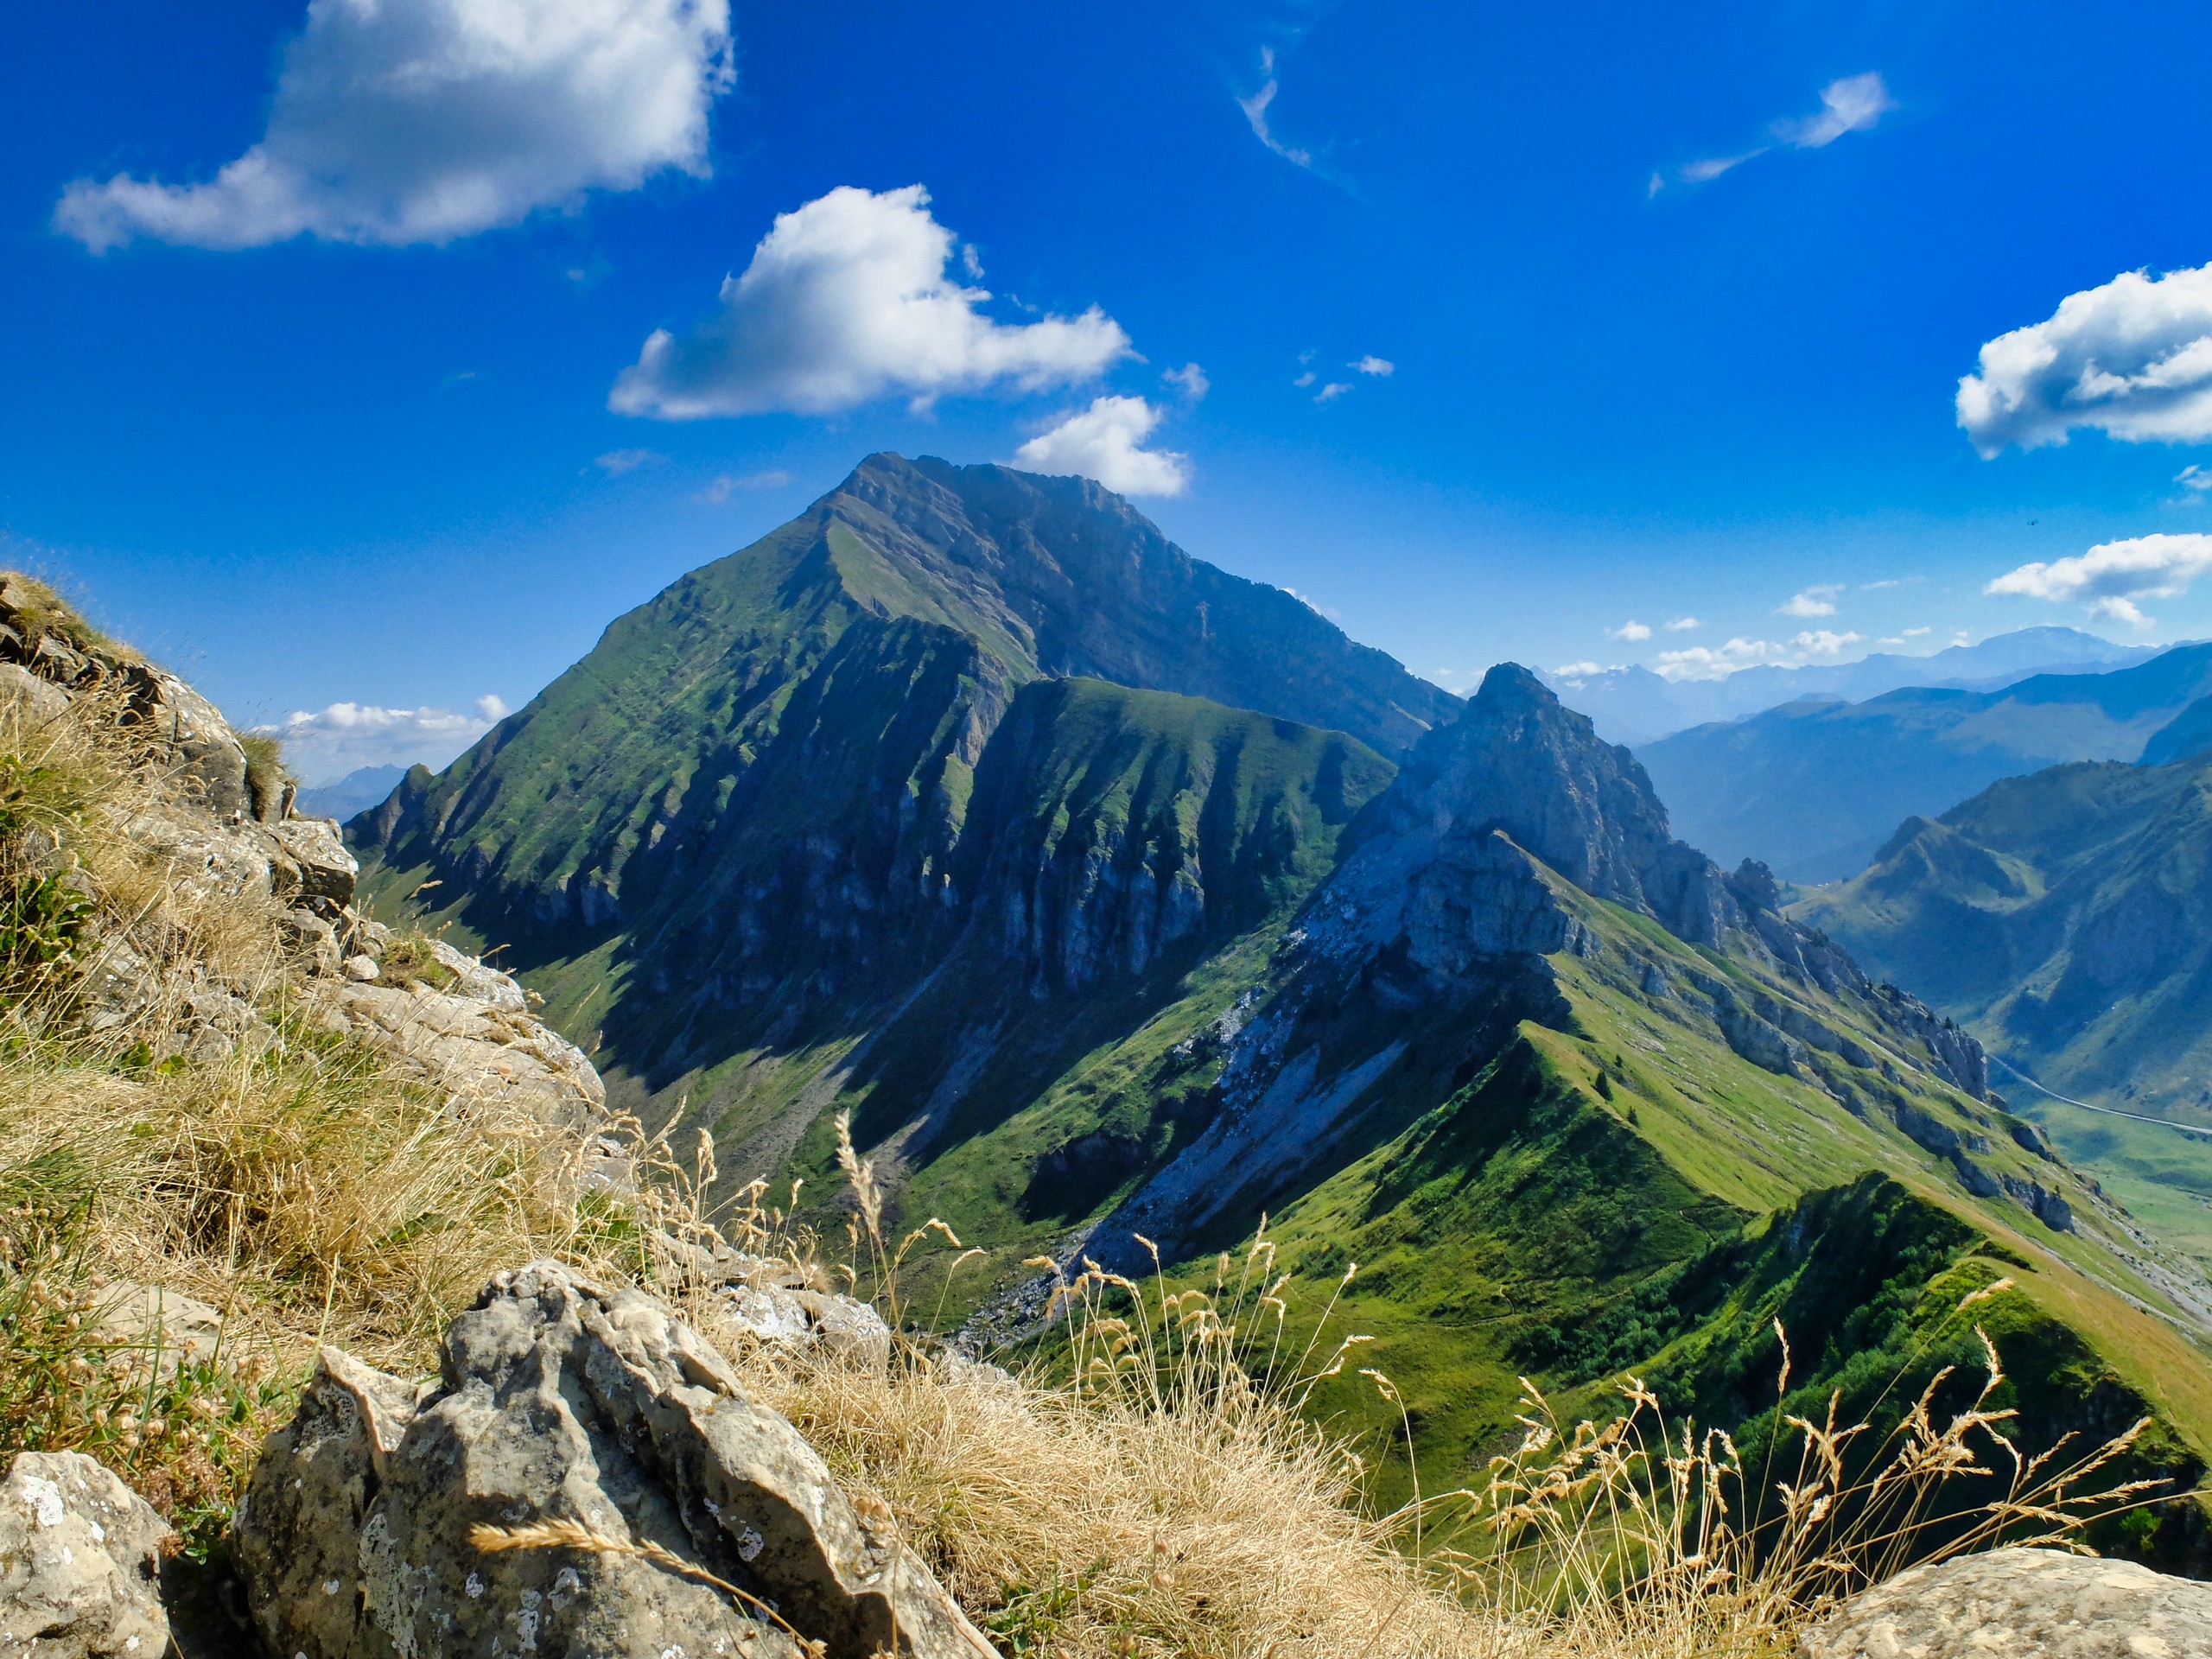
[342,455,2212,1539]
[1548,627,2164,747]
[1636,644,2212,881]
[295,764,408,822]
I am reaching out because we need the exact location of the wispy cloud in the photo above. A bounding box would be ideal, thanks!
[1986,532,2212,626]
[1353,355,1395,377]
[1238,48,1314,169]
[1664,616,1700,632]
[2177,464,2212,502]
[1653,72,1893,195]
[594,448,662,475]
[1313,381,1352,404]
[1777,583,1843,617]
[694,469,792,503]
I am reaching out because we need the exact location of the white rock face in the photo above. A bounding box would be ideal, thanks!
[0,1452,174,1659]
[234,1261,993,1659]
[312,979,605,1122]
[1796,1546,2212,1658]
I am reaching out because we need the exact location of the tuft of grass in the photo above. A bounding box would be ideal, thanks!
[376,931,460,993]
[238,733,289,821]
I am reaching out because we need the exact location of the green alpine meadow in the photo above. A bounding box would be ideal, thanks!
[353,457,2212,1567]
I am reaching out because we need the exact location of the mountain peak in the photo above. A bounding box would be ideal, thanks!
[1370,659,1733,944]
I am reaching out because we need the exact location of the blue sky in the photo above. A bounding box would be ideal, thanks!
[6,1,2212,779]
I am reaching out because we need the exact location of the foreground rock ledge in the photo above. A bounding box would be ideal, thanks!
[235,1260,992,1659]
[1796,1545,2212,1658]
[0,1451,174,1659]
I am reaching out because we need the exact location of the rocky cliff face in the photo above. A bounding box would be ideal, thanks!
[1090,664,2006,1263]
[1325,663,1742,956]
[951,678,1393,994]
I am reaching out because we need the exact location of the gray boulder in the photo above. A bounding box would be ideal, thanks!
[0,1452,174,1659]
[145,676,250,822]
[236,1260,993,1659]
[1797,1546,2212,1657]
[259,817,358,906]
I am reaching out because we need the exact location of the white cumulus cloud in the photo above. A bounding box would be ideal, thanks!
[1664,616,1700,632]
[609,185,1130,418]
[57,0,732,251]
[1792,628,1864,657]
[1957,264,2212,456]
[1653,639,1789,680]
[1986,532,2212,626]
[270,695,510,784]
[1012,396,1189,498]
[1778,583,1843,617]
[1550,661,1616,681]
[1354,355,1395,376]
[1606,620,1652,641]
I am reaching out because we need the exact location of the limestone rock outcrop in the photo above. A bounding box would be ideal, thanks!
[236,1260,991,1659]
[1796,1546,2212,1658]
[0,1452,174,1659]
[0,575,606,1126]
[312,976,605,1122]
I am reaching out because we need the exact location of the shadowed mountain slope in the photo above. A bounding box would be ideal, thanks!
[1637,643,2212,880]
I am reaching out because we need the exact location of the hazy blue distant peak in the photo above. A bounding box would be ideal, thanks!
[1544,627,2162,747]
[295,764,408,823]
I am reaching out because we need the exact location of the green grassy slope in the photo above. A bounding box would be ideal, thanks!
[1242,889,2212,1560]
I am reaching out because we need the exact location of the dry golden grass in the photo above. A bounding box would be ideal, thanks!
[0,640,640,1542]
